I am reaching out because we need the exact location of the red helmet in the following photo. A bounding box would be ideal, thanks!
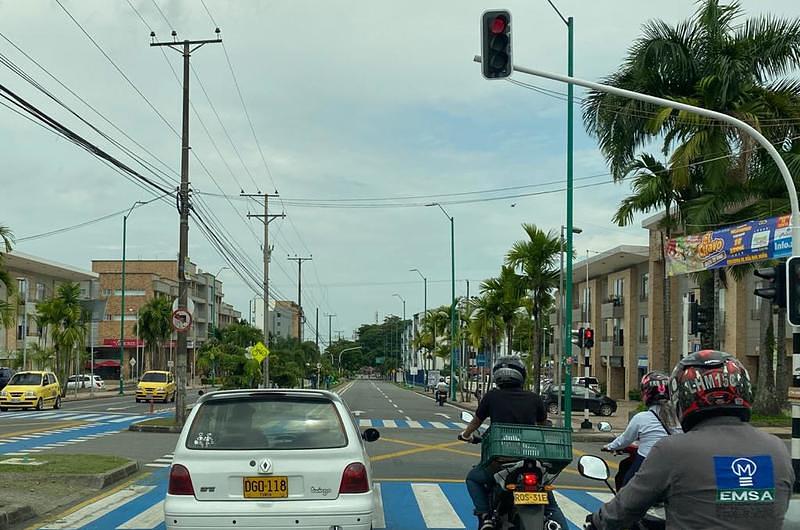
[640,371,670,406]
[669,350,752,431]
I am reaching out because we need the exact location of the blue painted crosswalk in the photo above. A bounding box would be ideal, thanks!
[358,418,467,429]
[33,469,612,530]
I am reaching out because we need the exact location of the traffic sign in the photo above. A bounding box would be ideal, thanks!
[171,309,192,333]
[251,342,270,363]
[129,358,137,366]
[167,360,174,368]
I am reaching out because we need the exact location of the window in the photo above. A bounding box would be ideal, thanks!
[111,314,138,321]
[141,372,167,383]
[114,289,145,296]
[36,283,45,301]
[613,318,624,346]
[640,273,649,300]
[614,278,624,301]
[639,315,649,342]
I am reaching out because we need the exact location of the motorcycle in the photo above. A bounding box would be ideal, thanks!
[577,436,665,530]
[436,390,447,406]
[460,410,568,530]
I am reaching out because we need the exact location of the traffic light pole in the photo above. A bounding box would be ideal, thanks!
[473,53,800,489]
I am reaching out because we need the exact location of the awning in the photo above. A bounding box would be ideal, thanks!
[93,360,121,368]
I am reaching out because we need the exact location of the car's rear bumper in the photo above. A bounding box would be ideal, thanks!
[164,492,373,529]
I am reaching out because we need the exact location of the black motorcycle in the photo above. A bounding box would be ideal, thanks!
[577,453,665,530]
[460,411,568,530]
[436,389,447,406]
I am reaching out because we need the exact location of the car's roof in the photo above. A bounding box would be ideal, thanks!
[196,388,344,406]
[15,371,47,375]
[142,370,170,374]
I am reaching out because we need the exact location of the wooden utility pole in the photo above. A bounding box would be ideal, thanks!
[151,32,220,426]
[288,255,312,341]
[244,192,284,388]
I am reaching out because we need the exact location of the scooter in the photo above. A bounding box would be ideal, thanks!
[460,411,568,530]
[436,390,447,406]
[577,425,665,530]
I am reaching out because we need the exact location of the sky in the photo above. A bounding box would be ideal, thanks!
[2,0,798,345]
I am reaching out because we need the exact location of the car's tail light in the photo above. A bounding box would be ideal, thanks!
[339,463,369,494]
[168,464,195,496]
[521,472,539,491]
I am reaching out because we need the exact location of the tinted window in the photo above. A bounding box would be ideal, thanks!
[141,372,167,382]
[10,373,42,385]
[187,396,347,450]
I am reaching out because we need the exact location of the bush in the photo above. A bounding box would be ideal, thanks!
[628,388,642,401]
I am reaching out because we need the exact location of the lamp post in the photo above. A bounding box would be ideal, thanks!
[118,200,145,395]
[426,202,457,401]
[16,278,27,370]
[557,224,582,427]
[338,346,362,375]
[410,268,427,371]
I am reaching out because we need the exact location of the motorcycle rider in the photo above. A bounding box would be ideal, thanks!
[436,377,449,403]
[459,356,568,530]
[586,350,794,530]
[601,371,681,487]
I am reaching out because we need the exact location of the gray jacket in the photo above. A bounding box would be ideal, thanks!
[592,416,794,530]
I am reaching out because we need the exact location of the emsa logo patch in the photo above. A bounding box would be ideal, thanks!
[713,455,775,503]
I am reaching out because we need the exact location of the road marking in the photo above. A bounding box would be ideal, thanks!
[0,421,86,438]
[116,499,164,528]
[40,485,155,529]
[430,421,448,429]
[372,440,474,462]
[145,463,170,468]
[107,415,146,423]
[406,420,422,428]
[412,483,465,528]
[398,410,404,413]
[373,484,386,529]
[573,448,618,470]
[435,413,451,419]
[107,405,139,411]
[405,416,412,421]
[382,420,397,428]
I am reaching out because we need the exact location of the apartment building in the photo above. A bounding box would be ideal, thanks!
[252,299,302,340]
[0,251,99,365]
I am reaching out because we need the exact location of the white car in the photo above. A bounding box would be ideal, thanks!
[165,388,380,529]
[65,374,105,390]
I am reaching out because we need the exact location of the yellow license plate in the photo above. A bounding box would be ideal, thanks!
[513,491,549,505]
[243,476,289,499]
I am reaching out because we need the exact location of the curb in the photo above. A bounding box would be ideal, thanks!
[0,504,35,530]
[63,391,135,402]
[68,461,140,490]
[128,422,182,433]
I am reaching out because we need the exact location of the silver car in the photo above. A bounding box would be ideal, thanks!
[165,388,380,529]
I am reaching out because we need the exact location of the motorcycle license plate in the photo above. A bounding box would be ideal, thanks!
[513,491,549,505]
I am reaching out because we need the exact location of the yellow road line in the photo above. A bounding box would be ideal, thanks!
[24,470,149,530]
[379,436,479,458]
[371,440,468,462]
[0,420,86,439]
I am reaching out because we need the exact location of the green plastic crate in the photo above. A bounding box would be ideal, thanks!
[480,423,573,473]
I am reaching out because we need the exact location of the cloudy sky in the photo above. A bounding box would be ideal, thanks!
[2,0,797,343]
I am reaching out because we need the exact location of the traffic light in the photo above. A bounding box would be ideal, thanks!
[754,262,786,308]
[688,301,712,336]
[787,257,800,326]
[571,327,585,348]
[583,328,594,349]
[481,10,512,79]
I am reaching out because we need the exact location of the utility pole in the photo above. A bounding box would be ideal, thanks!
[288,255,312,342]
[326,313,336,352]
[315,308,319,353]
[244,192,284,388]
[151,31,220,426]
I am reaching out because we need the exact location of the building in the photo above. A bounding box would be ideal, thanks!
[252,298,301,340]
[91,259,240,379]
[0,251,99,366]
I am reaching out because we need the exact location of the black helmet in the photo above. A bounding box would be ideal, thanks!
[492,356,526,388]
[670,350,753,431]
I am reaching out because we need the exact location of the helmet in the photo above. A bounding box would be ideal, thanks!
[640,371,670,406]
[492,356,526,388]
[669,350,753,431]
[439,377,445,383]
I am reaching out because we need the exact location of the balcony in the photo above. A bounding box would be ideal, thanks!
[601,297,624,319]
[599,340,624,357]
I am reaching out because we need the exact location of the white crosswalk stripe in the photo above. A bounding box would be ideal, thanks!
[373,483,386,529]
[411,483,464,528]
[41,486,155,529]
[115,500,164,529]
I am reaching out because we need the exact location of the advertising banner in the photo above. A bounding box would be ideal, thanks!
[666,215,791,276]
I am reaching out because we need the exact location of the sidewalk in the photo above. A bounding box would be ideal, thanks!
[62,382,206,402]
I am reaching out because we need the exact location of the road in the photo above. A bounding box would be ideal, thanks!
[1,381,615,530]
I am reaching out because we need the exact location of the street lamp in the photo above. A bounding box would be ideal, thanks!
[16,278,27,370]
[119,200,146,395]
[557,224,582,427]
[425,202,456,401]
[338,345,362,376]
[409,268,427,371]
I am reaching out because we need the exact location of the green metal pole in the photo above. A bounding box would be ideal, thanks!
[563,16,575,428]
[118,215,127,395]
[450,216,457,401]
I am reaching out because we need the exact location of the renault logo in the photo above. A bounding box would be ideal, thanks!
[259,458,273,474]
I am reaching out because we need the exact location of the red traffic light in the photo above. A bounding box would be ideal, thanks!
[490,16,507,34]
[584,329,593,339]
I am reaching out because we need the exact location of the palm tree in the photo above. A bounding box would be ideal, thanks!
[0,224,14,329]
[506,224,560,392]
[48,282,86,394]
[480,266,525,356]
[135,296,172,370]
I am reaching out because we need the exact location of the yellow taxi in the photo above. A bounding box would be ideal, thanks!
[136,370,176,403]
[0,371,61,411]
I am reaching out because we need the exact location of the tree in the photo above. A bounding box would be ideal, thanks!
[135,296,172,370]
[506,224,560,392]
[480,266,525,356]
[0,224,14,329]
[40,282,87,394]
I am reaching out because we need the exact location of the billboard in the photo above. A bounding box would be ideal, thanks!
[666,215,791,276]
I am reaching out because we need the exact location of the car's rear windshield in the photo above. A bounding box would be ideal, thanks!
[186,395,348,450]
[9,373,42,385]
[140,372,167,382]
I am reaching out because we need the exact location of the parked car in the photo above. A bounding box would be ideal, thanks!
[165,388,380,529]
[66,374,105,391]
[572,376,601,392]
[0,367,14,391]
[0,371,61,411]
[136,371,176,403]
[542,384,617,416]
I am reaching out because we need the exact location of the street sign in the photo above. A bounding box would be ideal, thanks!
[251,342,270,363]
[167,360,174,368]
[476,354,487,367]
[129,358,136,366]
[171,309,192,333]
[410,367,418,376]
[172,298,195,316]
[316,362,322,369]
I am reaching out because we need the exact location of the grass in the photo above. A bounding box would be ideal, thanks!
[751,412,791,427]
[0,454,128,474]
[134,417,179,428]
